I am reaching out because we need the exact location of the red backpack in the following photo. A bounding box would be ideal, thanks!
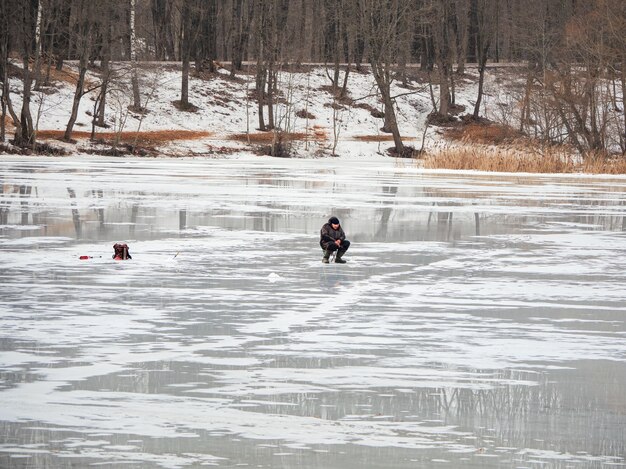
[113,243,132,260]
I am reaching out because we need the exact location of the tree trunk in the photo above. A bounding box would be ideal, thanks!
[33,2,43,90]
[372,62,404,155]
[267,64,275,129]
[621,55,626,153]
[206,0,218,72]
[64,0,92,141]
[53,1,71,71]
[1,78,6,143]
[438,63,451,116]
[295,0,307,66]
[473,36,491,119]
[152,0,175,60]
[230,0,244,76]
[256,61,266,131]
[340,65,350,98]
[456,0,470,74]
[433,1,453,117]
[520,66,534,132]
[19,57,35,145]
[180,0,191,106]
[181,54,190,105]
[64,63,87,140]
[97,17,112,127]
[0,9,7,143]
[96,61,110,127]
[473,61,486,118]
[130,0,141,110]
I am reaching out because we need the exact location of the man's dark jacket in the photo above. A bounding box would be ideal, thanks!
[320,222,346,250]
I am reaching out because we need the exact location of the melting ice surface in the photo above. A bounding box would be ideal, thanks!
[0,155,625,469]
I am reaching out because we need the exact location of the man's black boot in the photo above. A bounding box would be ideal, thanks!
[335,250,347,263]
[322,250,331,263]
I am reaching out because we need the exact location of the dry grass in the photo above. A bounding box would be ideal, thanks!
[439,119,626,174]
[424,146,626,174]
[580,153,626,175]
[37,129,212,145]
[424,146,577,173]
[446,122,524,145]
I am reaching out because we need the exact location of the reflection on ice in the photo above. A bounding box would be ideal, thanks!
[0,156,625,468]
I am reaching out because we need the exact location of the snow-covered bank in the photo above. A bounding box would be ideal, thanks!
[3,62,490,158]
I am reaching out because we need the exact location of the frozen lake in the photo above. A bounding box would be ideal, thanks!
[1,155,625,469]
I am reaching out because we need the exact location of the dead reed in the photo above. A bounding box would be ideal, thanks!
[580,152,626,175]
[424,146,577,173]
[424,146,626,174]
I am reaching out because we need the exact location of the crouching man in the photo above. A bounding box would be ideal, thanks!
[320,217,350,264]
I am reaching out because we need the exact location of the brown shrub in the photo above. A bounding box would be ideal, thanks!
[446,122,523,145]
[37,130,212,145]
[354,102,384,118]
[296,109,316,119]
[354,135,417,142]
[424,146,577,173]
[229,130,327,144]
[0,142,67,156]
[445,123,523,145]
[172,100,200,112]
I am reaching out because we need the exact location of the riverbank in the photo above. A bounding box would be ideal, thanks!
[2,61,625,174]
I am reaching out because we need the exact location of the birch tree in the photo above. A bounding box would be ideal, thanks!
[129,0,142,111]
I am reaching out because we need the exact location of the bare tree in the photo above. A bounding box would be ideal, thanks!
[430,0,455,117]
[194,0,218,73]
[129,0,142,110]
[359,0,411,156]
[179,0,196,108]
[0,0,9,143]
[151,0,175,60]
[454,0,470,74]
[64,0,98,141]
[230,0,254,77]
[471,0,498,119]
[253,0,289,134]
[9,0,39,146]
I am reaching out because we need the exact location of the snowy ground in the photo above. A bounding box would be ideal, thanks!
[6,61,494,157]
[1,155,626,468]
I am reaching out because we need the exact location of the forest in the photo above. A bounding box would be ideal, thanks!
[1,0,625,159]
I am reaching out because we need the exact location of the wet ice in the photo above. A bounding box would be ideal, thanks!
[0,155,625,468]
